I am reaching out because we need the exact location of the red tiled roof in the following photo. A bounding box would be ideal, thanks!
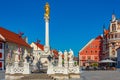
[34,42,44,51]
[96,35,103,39]
[0,27,31,48]
[0,37,4,42]
[52,50,64,59]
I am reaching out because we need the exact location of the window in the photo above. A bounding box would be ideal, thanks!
[0,43,2,49]
[82,56,86,60]
[118,34,120,38]
[91,51,93,53]
[110,34,113,39]
[0,62,2,68]
[117,22,120,29]
[88,56,91,60]
[112,24,116,31]
[95,51,97,53]
[94,57,98,60]
[0,53,2,58]
[115,34,117,38]
[112,50,115,55]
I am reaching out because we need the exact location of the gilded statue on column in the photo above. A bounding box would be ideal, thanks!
[44,2,50,19]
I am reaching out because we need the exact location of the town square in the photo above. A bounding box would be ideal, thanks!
[0,0,120,80]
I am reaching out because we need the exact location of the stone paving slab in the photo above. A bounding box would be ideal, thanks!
[80,70,120,80]
[5,73,54,80]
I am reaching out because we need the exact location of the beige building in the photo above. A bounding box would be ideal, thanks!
[102,13,120,60]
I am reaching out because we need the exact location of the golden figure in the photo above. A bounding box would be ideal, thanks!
[44,2,50,19]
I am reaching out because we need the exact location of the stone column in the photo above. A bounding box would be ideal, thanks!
[45,18,49,47]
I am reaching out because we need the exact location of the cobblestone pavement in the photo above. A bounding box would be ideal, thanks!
[80,70,120,80]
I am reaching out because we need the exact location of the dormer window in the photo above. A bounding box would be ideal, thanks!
[112,24,116,31]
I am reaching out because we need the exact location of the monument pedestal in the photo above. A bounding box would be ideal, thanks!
[40,54,51,67]
[23,62,31,74]
[64,61,68,68]
[14,62,19,67]
[69,61,74,68]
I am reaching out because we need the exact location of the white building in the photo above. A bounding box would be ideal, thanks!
[30,42,44,54]
[0,27,32,70]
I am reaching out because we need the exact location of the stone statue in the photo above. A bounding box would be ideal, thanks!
[44,2,50,19]
[64,50,68,62]
[15,54,19,62]
[23,49,28,62]
[58,51,62,67]
[13,49,20,62]
[69,49,74,61]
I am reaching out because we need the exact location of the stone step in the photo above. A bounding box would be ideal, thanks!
[6,73,56,80]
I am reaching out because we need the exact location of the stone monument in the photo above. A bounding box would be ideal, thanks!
[68,49,74,68]
[47,49,80,79]
[40,2,52,68]
[6,49,31,74]
[58,51,62,67]
[64,50,68,68]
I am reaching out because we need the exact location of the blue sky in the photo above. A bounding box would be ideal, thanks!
[0,0,120,56]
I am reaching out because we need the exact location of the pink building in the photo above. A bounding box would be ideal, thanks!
[79,36,103,67]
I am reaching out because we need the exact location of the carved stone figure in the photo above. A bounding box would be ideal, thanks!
[58,51,62,67]
[13,49,20,62]
[69,49,74,61]
[64,50,68,62]
[15,54,19,62]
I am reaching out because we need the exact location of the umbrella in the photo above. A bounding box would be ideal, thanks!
[99,59,116,63]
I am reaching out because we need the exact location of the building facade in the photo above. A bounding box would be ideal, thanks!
[79,36,103,67]
[102,13,120,61]
[102,14,120,67]
[0,27,32,69]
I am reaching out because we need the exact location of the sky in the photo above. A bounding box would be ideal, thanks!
[0,0,120,56]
